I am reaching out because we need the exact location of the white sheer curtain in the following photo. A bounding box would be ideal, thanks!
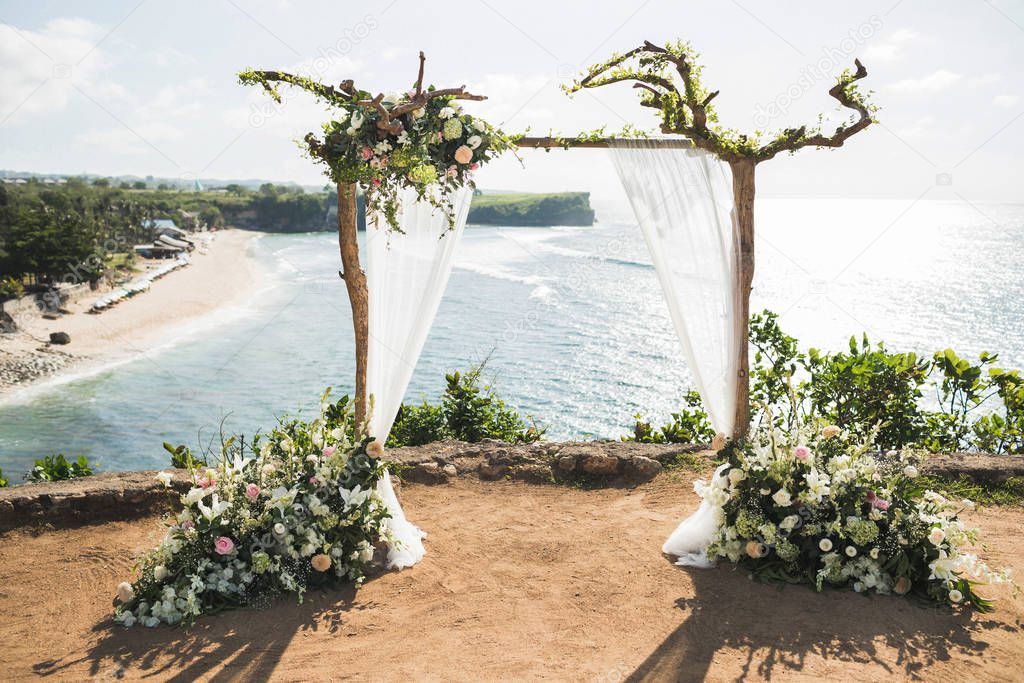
[609,140,741,436]
[365,185,473,569]
[609,140,742,566]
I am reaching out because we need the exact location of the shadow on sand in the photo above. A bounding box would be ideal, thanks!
[627,564,1018,682]
[32,582,377,682]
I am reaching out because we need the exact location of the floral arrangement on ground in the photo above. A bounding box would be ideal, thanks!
[699,423,1013,611]
[114,390,393,628]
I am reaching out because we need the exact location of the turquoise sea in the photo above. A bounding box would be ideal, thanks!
[2,198,1023,479]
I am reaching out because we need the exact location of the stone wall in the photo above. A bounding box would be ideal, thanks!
[2,441,1022,532]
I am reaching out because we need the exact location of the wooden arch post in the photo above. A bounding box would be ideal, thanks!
[336,182,368,435]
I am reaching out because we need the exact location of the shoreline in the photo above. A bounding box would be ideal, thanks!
[0,229,262,403]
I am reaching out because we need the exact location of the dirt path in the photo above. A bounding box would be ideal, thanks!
[1,477,1021,682]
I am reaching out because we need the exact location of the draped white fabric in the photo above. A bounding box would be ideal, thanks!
[608,140,741,437]
[609,141,742,567]
[365,185,472,570]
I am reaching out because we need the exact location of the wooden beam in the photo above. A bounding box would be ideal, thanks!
[514,136,693,149]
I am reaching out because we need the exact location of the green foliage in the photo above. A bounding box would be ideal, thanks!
[628,310,1024,454]
[0,276,24,301]
[28,454,94,482]
[0,468,8,487]
[805,336,929,450]
[387,401,447,447]
[625,390,715,444]
[468,192,594,226]
[163,442,207,470]
[387,367,544,447]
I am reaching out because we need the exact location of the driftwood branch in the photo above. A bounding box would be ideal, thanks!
[756,59,872,160]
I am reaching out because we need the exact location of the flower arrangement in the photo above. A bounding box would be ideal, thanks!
[114,390,393,628]
[239,53,514,233]
[698,424,1012,611]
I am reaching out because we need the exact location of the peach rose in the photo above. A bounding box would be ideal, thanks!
[311,554,332,572]
[821,425,841,439]
[454,145,473,164]
[366,440,385,458]
[745,541,768,559]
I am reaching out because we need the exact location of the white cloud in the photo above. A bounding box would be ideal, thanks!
[151,46,196,67]
[863,28,919,63]
[0,17,124,121]
[75,122,185,154]
[137,78,210,119]
[887,69,962,93]
[968,73,1001,87]
[993,94,1020,107]
[895,115,934,138]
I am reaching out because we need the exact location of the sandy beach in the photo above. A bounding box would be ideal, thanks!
[0,229,261,398]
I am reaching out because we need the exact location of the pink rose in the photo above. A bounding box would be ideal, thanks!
[245,483,260,500]
[180,520,194,531]
[454,145,473,164]
[309,477,319,486]
[866,491,877,503]
[360,147,373,161]
[371,177,382,187]
[322,446,336,458]
[214,536,234,555]
[793,445,810,460]
[874,498,890,510]
[446,165,458,178]
[470,162,480,171]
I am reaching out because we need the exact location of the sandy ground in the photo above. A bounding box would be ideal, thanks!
[0,476,1021,682]
[0,229,260,396]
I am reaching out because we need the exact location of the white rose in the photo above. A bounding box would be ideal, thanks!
[346,127,357,136]
[411,108,425,119]
[845,546,857,557]
[439,106,455,119]
[819,538,833,552]
[928,527,946,546]
[771,489,792,507]
[466,134,482,150]
[116,581,135,603]
[273,522,287,536]
[903,465,919,478]
[359,544,374,562]
[948,589,963,603]
[727,468,747,486]
[155,471,173,488]
[779,515,800,531]
[350,110,364,128]
[154,565,169,581]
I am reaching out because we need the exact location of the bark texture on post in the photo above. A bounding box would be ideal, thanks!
[730,159,756,442]
[337,182,368,436]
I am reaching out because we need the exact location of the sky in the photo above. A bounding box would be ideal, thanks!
[1,0,1022,200]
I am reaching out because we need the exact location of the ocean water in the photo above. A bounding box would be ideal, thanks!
[1,198,1022,479]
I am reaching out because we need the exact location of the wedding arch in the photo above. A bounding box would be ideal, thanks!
[110,41,1011,630]
[236,41,874,561]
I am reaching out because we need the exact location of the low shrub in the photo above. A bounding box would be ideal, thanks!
[27,454,94,482]
[629,310,1024,454]
[388,366,544,447]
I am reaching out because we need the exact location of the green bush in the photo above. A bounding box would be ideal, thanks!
[625,390,715,444]
[387,366,544,447]
[0,468,8,487]
[163,441,207,469]
[627,310,1024,454]
[28,454,93,482]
